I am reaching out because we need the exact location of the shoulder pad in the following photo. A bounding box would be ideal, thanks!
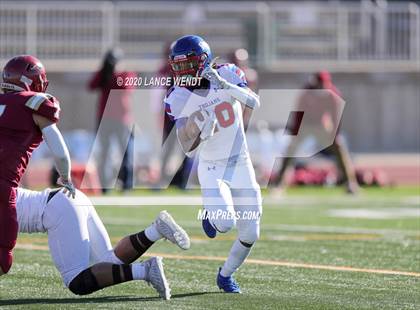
[26,93,60,123]
[25,93,54,111]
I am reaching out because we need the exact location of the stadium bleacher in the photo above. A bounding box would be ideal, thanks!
[0,1,418,71]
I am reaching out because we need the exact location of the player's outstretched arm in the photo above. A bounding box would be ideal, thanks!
[33,114,75,198]
[224,83,260,110]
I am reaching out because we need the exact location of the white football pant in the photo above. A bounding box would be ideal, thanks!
[197,156,262,244]
[17,189,121,287]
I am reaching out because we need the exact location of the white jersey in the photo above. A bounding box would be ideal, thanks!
[16,187,50,233]
[165,63,249,162]
[16,188,92,234]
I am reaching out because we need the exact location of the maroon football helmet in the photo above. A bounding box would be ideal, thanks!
[1,55,49,93]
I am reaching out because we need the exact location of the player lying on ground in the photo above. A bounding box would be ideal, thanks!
[165,35,261,293]
[0,55,75,277]
[16,187,190,300]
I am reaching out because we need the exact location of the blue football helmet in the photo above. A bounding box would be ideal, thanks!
[169,35,212,77]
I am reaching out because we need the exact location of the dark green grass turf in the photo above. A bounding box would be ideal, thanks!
[0,187,419,309]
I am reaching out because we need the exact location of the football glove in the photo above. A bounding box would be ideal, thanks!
[193,109,212,132]
[57,177,76,199]
[200,58,229,90]
[200,59,260,109]
[199,112,217,141]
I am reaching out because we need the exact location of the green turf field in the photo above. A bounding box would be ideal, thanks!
[1,187,419,309]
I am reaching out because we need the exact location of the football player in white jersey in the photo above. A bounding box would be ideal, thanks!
[165,35,261,293]
[16,187,190,300]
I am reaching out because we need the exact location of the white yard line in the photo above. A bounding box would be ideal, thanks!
[90,195,420,206]
[327,208,420,219]
[262,224,419,236]
[97,216,418,237]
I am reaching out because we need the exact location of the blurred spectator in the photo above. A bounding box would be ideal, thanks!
[228,48,258,91]
[155,42,174,144]
[151,42,191,188]
[88,48,135,193]
[271,71,359,194]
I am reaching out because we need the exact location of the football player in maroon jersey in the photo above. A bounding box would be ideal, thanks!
[0,55,75,276]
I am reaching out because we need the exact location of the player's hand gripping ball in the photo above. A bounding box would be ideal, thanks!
[186,110,214,140]
[186,110,205,139]
[200,111,217,141]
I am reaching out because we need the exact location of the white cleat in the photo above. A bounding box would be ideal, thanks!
[155,210,191,250]
[144,256,171,300]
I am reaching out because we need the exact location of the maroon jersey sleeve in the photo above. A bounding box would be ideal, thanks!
[24,93,60,123]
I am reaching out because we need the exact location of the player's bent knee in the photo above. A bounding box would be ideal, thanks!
[239,231,260,245]
[0,248,13,274]
[238,223,260,245]
[214,218,235,233]
[68,268,100,295]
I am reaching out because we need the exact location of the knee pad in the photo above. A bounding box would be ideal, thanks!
[0,248,13,274]
[68,268,100,295]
